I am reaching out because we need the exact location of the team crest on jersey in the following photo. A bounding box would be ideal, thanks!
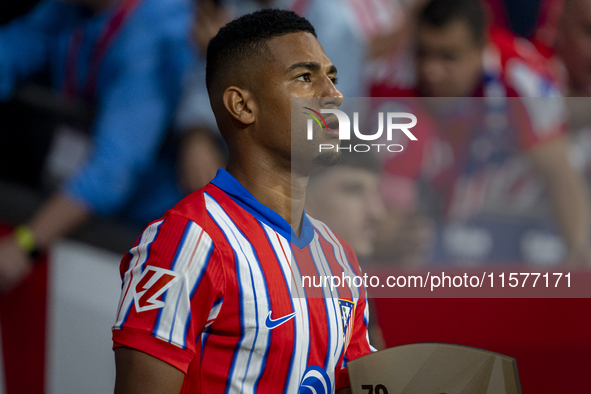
[133,266,181,312]
[338,299,355,348]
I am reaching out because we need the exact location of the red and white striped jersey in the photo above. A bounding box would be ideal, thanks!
[112,169,374,393]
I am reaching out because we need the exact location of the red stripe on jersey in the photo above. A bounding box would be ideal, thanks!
[115,224,157,320]
[313,223,371,371]
[316,229,354,301]
[122,216,190,333]
[116,249,136,319]
[307,296,332,369]
[176,192,240,390]
[205,186,297,392]
[292,246,332,371]
[184,334,242,392]
[185,229,204,272]
[250,235,296,391]
[293,246,322,299]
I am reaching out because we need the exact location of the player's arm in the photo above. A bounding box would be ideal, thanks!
[527,135,591,264]
[114,348,184,394]
[113,214,224,391]
[336,388,352,394]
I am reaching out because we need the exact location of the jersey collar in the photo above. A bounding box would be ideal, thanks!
[210,169,315,248]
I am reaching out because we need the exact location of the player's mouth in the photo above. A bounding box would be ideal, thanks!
[324,115,339,137]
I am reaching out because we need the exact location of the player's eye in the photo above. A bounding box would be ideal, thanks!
[331,76,338,85]
[296,73,312,82]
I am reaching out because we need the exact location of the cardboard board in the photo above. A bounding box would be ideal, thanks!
[347,343,521,394]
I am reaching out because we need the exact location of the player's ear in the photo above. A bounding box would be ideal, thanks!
[223,87,256,125]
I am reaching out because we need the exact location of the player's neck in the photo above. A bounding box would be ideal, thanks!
[226,159,308,237]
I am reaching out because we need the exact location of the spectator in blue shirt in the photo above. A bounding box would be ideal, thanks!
[0,0,220,291]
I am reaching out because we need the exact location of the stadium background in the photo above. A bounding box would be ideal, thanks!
[1,0,591,392]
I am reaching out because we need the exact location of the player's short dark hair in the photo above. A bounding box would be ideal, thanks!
[205,9,317,93]
[419,0,486,45]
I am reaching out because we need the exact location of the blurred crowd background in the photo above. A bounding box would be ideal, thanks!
[1,0,591,392]
[3,0,591,270]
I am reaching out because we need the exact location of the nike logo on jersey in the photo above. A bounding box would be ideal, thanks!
[133,266,181,312]
[265,310,297,329]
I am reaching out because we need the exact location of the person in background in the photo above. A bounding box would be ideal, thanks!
[305,149,387,350]
[554,0,591,97]
[192,0,373,98]
[175,0,227,193]
[482,0,564,47]
[549,0,591,223]
[112,9,373,393]
[306,150,386,262]
[0,0,218,291]
[371,0,591,265]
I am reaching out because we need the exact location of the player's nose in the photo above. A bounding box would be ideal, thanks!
[319,86,344,109]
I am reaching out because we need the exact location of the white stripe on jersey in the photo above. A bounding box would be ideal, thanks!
[205,193,271,394]
[309,217,361,301]
[153,222,214,348]
[309,217,374,366]
[288,247,312,392]
[364,301,377,353]
[114,220,163,328]
[310,219,375,360]
[262,225,310,394]
[308,236,343,379]
[205,298,223,328]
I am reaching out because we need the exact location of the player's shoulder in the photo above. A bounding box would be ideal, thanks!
[151,183,229,245]
[168,185,209,220]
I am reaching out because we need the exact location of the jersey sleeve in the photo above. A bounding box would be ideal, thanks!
[112,213,225,373]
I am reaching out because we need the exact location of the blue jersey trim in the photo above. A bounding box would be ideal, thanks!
[210,169,315,247]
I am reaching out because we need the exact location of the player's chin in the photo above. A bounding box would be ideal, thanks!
[312,150,342,167]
